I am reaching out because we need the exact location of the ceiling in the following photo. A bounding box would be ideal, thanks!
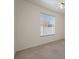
[25,0,65,14]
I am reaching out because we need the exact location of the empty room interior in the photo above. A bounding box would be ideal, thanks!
[14,0,65,59]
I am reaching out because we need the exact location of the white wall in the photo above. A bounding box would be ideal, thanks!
[15,0,65,52]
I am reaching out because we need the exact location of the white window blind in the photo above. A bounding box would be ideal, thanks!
[40,13,55,36]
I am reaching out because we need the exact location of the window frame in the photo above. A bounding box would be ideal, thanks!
[40,12,56,37]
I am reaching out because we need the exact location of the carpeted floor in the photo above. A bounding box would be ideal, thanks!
[15,39,65,59]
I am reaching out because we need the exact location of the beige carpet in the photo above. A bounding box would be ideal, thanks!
[15,39,65,59]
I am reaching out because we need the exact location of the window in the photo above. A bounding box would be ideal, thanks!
[40,13,55,36]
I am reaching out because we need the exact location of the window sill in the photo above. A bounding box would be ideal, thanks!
[40,34,56,37]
